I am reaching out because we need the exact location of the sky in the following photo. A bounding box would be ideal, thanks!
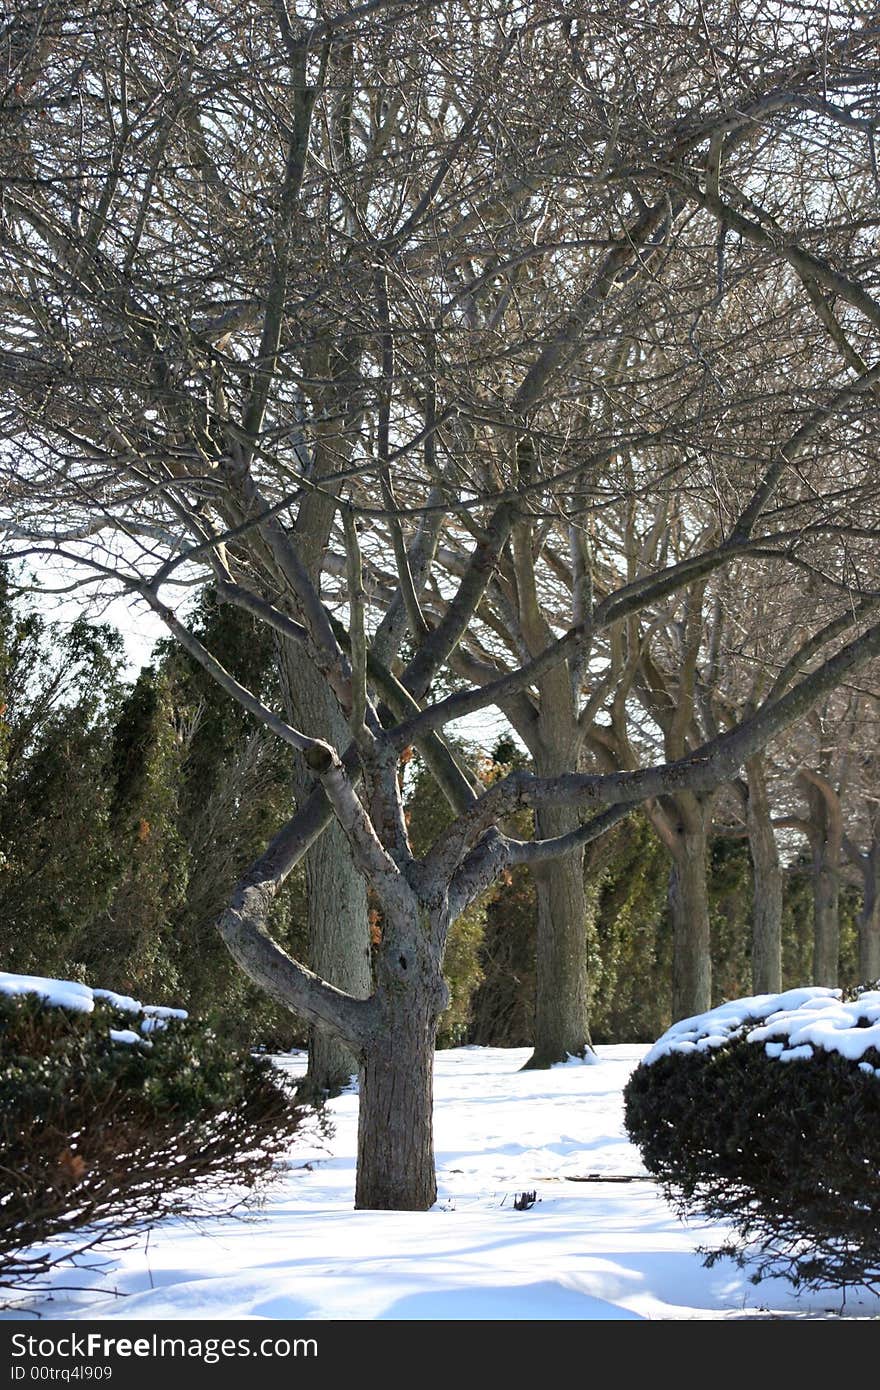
[16,555,513,755]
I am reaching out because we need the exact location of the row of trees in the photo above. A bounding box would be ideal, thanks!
[1,575,867,1053]
[2,0,880,1207]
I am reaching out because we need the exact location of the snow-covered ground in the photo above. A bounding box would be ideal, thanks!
[9,1044,880,1321]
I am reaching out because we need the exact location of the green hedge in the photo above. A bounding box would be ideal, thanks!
[624,987,880,1291]
[0,987,309,1304]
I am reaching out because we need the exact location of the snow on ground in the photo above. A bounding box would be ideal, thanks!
[9,1045,880,1322]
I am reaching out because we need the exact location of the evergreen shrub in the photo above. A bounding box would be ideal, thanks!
[0,985,309,1303]
[623,986,880,1290]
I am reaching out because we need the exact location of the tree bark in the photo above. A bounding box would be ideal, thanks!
[281,647,371,1095]
[799,771,842,987]
[523,708,592,1068]
[811,848,840,987]
[355,905,446,1210]
[304,815,372,1093]
[356,1002,439,1210]
[526,801,590,1067]
[746,754,783,993]
[668,805,712,1020]
[858,840,880,983]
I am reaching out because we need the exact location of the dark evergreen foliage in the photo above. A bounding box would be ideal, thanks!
[469,860,536,1046]
[0,583,309,1045]
[623,1001,880,1291]
[0,988,309,1305]
[0,575,124,980]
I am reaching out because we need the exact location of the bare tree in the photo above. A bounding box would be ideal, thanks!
[3,0,880,1208]
[368,0,880,1037]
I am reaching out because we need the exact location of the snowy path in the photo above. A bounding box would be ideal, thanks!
[12,1046,880,1321]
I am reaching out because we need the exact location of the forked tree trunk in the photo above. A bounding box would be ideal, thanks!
[668,809,712,1020]
[355,907,447,1210]
[747,754,783,993]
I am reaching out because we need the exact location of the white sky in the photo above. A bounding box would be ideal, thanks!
[19,559,511,754]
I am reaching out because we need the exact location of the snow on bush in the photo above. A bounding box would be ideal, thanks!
[0,970,188,1041]
[0,971,308,1309]
[643,985,880,1073]
[624,982,880,1292]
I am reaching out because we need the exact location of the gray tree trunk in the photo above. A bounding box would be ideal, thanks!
[526,803,590,1067]
[355,906,446,1210]
[811,849,840,987]
[356,1003,439,1210]
[525,713,592,1068]
[799,774,842,987]
[858,840,880,983]
[746,754,783,993]
[304,813,372,1093]
[668,806,712,1020]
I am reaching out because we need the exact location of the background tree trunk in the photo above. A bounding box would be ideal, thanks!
[524,710,592,1068]
[668,802,712,1019]
[526,805,590,1067]
[281,649,371,1095]
[747,754,783,993]
[858,837,880,982]
[304,812,371,1094]
[811,846,841,987]
[799,771,843,987]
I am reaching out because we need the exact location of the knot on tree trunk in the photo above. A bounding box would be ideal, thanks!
[304,743,335,774]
